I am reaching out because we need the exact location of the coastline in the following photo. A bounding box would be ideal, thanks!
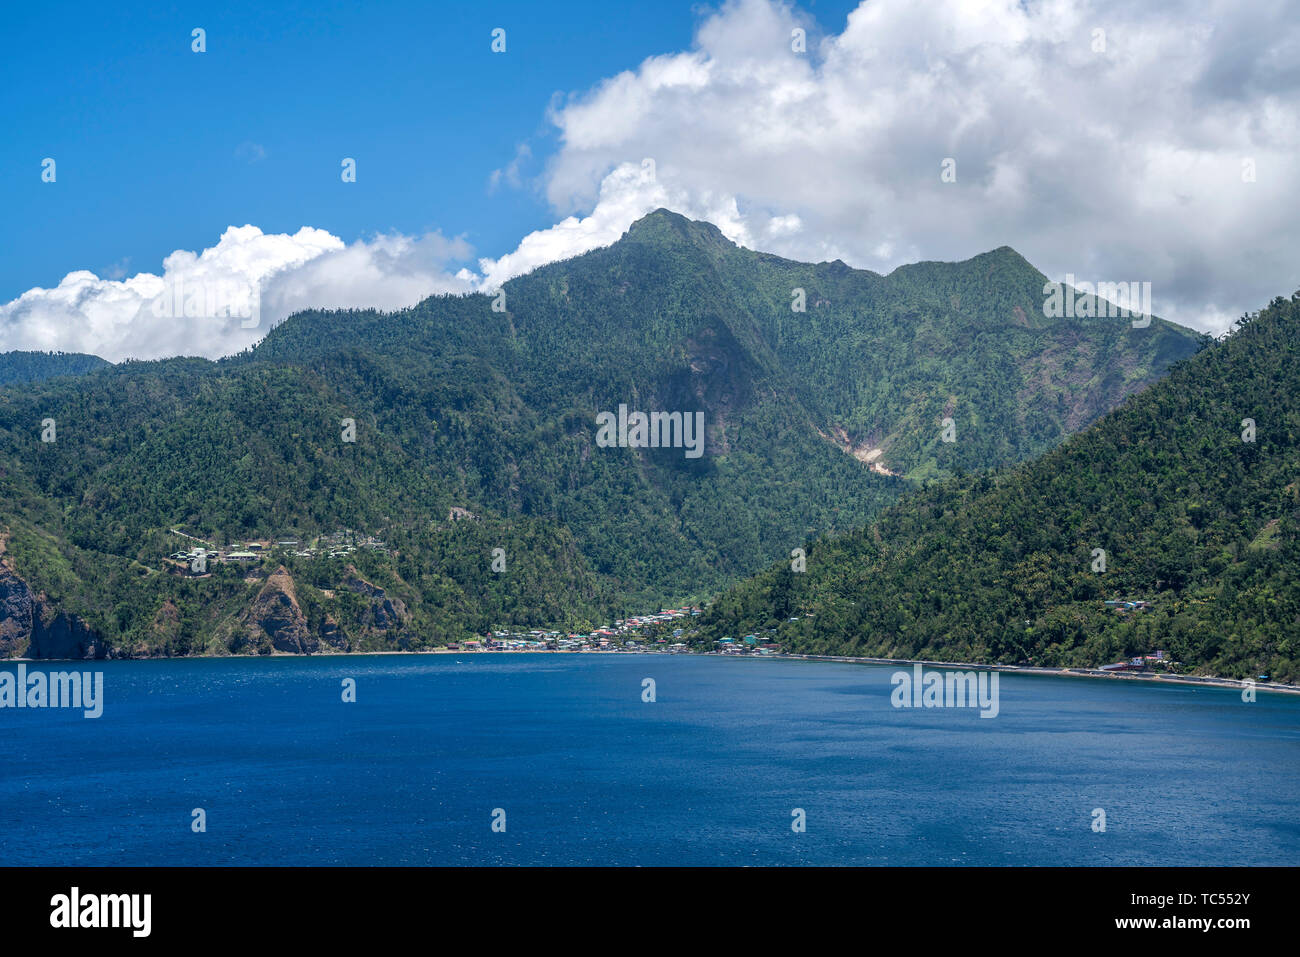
[5,646,1297,695]
[753,651,1300,696]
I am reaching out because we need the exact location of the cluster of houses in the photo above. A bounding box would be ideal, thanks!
[713,615,806,655]
[1100,650,1170,672]
[715,634,781,655]
[616,609,700,632]
[1103,599,1153,612]
[165,528,388,574]
[286,529,390,560]
[166,540,272,572]
[445,608,701,653]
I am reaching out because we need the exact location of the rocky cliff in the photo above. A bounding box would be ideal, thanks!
[342,565,411,644]
[1,542,417,657]
[236,565,320,654]
[0,556,109,659]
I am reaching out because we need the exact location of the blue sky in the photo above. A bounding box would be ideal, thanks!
[0,0,855,299]
[2,0,1298,360]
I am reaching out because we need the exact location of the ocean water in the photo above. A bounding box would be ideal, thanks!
[1,654,1297,866]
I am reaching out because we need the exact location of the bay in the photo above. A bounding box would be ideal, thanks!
[1,654,1296,866]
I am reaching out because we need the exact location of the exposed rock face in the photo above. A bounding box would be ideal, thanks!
[342,565,410,636]
[342,566,382,598]
[30,607,108,659]
[370,598,404,630]
[0,557,107,659]
[241,565,318,654]
[2,551,415,659]
[319,614,348,652]
[0,561,35,657]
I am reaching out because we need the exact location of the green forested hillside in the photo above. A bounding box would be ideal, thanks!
[699,292,1300,682]
[0,351,110,386]
[0,210,1201,655]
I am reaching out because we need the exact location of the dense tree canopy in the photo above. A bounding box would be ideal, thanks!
[699,293,1300,683]
[0,210,1200,655]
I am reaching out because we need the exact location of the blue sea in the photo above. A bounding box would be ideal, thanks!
[2,654,1297,866]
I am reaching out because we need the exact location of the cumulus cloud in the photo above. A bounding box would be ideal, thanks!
[0,227,474,361]
[487,142,533,193]
[261,231,474,319]
[527,0,1300,333]
[474,159,757,290]
[5,0,1297,359]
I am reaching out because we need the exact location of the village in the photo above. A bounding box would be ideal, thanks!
[161,526,706,653]
[154,542,1163,671]
[164,527,389,574]
[713,627,788,656]
[448,608,704,654]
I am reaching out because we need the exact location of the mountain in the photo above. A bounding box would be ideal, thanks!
[0,210,1202,657]
[0,351,110,386]
[698,292,1300,683]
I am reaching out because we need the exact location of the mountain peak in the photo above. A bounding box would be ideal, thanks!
[622,208,732,249]
[973,245,1036,270]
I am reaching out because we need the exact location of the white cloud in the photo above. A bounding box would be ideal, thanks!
[488,142,533,193]
[475,160,756,290]
[261,231,474,319]
[4,0,1297,359]
[0,226,473,361]
[528,0,1300,334]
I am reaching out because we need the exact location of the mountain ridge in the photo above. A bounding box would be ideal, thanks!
[0,211,1205,657]
[697,291,1300,682]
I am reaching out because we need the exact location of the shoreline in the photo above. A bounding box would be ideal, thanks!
[753,652,1300,695]
[5,646,1296,695]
